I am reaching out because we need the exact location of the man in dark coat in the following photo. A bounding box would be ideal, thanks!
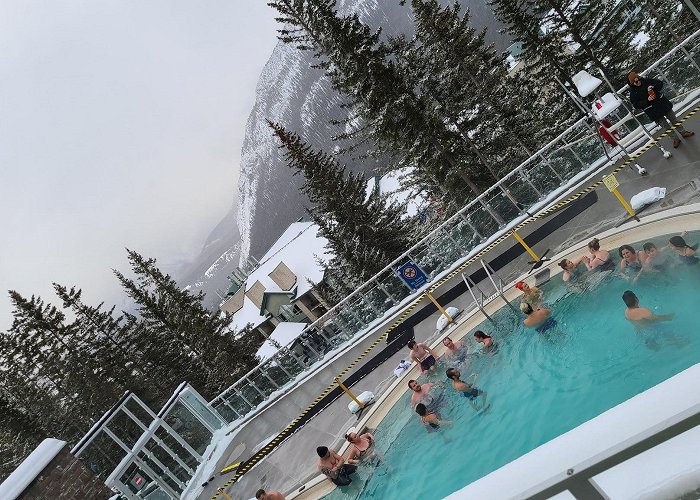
[628,70,693,148]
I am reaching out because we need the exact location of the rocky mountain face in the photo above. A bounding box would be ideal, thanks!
[179,0,509,309]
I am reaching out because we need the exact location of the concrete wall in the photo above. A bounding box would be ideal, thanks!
[19,445,112,500]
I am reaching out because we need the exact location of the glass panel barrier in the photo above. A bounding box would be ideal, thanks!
[162,402,213,456]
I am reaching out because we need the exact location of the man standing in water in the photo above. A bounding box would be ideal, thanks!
[408,380,433,407]
[408,339,438,374]
[520,303,556,333]
[623,290,673,328]
[446,368,487,410]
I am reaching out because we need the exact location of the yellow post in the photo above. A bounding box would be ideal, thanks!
[511,231,540,261]
[611,187,637,218]
[603,174,638,221]
[336,378,365,409]
[426,292,453,323]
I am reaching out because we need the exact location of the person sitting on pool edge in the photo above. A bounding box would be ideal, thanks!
[317,446,357,486]
[668,235,699,265]
[446,368,487,410]
[415,403,450,431]
[514,280,542,306]
[623,290,674,329]
[408,339,438,374]
[520,302,556,333]
[473,331,497,353]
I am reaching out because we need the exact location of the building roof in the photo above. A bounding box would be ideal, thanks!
[0,438,66,500]
[255,322,308,361]
[227,222,331,331]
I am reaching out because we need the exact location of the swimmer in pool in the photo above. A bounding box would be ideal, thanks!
[473,331,497,353]
[619,244,645,279]
[642,242,668,272]
[446,368,487,410]
[559,256,589,282]
[520,303,556,332]
[514,281,543,306]
[623,290,674,330]
[408,339,438,374]
[415,403,450,431]
[345,431,375,463]
[586,238,614,271]
[668,235,699,265]
[442,336,470,363]
[408,379,434,407]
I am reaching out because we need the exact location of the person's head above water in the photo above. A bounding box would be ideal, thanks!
[669,235,691,249]
[415,403,428,416]
[474,330,491,341]
[445,367,460,380]
[588,238,601,252]
[559,258,573,271]
[408,379,422,392]
[622,290,639,308]
[619,244,636,260]
[442,337,455,348]
[515,281,529,291]
[316,446,329,458]
[520,302,534,315]
[643,242,658,254]
[407,339,417,349]
[256,489,266,499]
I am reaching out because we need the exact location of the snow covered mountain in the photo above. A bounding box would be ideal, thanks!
[178,0,509,309]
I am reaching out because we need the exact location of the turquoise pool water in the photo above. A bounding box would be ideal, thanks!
[326,232,700,500]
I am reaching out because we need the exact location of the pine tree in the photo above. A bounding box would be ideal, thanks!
[268,0,493,201]
[269,121,418,286]
[113,250,263,398]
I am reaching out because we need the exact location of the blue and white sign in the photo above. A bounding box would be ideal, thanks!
[397,260,429,290]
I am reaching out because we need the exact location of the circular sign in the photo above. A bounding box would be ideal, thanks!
[402,266,417,279]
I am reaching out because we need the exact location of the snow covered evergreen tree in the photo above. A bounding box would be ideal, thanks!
[269,121,418,296]
[269,0,493,200]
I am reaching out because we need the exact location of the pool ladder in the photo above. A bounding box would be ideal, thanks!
[462,260,518,324]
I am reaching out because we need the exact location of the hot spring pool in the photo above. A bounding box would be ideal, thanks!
[326,233,700,500]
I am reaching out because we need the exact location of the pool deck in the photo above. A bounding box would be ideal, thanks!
[203,113,700,500]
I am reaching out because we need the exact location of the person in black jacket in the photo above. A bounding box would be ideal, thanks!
[627,71,693,148]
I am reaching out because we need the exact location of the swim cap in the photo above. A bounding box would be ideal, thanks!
[515,281,525,290]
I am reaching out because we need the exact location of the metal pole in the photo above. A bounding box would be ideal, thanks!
[461,273,497,325]
[335,378,365,409]
[683,0,700,22]
[426,292,453,323]
[512,231,541,261]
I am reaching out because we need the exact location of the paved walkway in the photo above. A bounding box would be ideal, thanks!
[204,113,700,500]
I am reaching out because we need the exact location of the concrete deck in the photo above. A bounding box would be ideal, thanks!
[203,112,700,500]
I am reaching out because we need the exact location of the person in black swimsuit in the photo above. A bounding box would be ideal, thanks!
[415,403,449,431]
[669,235,699,265]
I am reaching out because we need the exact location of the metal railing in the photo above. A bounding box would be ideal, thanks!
[209,30,700,425]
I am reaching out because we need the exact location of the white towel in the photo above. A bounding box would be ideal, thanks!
[394,359,411,378]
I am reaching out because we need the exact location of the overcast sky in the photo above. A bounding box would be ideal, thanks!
[0,0,278,330]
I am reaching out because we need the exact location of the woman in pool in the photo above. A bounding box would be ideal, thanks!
[473,331,497,353]
[619,244,645,277]
[668,235,699,265]
[514,281,542,306]
[415,403,450,431]
[345,430,375,463]
[558,256,590,282]
[586,238,614,271]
